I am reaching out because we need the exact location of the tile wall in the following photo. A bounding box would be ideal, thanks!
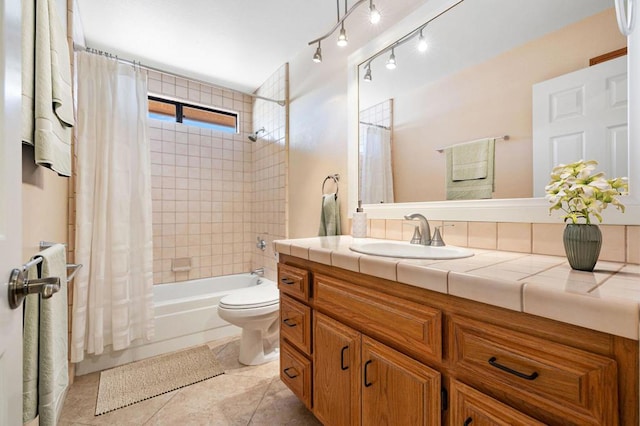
[149,64,289,284]
[251,64,289,280]
[359,219,640,264]
[148,72,255,283]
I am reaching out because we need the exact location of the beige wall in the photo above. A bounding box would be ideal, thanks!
[393,8,626,202]
[22,147,69,262]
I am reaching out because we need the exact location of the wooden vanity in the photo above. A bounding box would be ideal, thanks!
[277,254,638,425]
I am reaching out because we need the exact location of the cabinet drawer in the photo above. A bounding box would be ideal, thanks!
[278,263,310,302]
[449,315,618,425]
[313,274,442,363]
[280,341,312,409]
[450,379,545,426]
[280,294,312,355]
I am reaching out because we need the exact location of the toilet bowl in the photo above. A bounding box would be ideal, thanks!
[217,281,280,365]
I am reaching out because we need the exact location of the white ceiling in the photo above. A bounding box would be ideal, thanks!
[75,0,427,93]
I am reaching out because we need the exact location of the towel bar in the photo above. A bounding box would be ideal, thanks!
[20,257,83,283]
[436,135,509,153]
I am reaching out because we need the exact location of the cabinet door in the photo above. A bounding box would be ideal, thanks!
[361,336,441,426]
[313,313,361,426]
[450,379,545,426]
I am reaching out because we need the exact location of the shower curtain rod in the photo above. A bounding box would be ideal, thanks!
[73,44,287,107]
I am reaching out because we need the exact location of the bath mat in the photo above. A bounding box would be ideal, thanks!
[95,345,224,415]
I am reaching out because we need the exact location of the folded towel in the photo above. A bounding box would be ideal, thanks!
[22,244,69,426]
[445,139,495,200]
[318,193,341,236]
[451,139,490,181]
[23,0,75,176]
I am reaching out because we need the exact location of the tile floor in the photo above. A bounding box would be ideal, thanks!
[59,337,321,425]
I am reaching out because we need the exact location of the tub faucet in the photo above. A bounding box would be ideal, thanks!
[404,213,431,245]
[251,267,265,276]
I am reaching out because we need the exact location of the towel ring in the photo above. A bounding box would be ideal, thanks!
[322,174,339,197]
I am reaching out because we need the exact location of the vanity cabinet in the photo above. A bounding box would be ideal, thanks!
[313,312,441,426]
[277,255,638,425]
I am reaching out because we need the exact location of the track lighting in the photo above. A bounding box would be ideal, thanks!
[309,0,382,62]
[313,42,322,63]
[386,49,396,70]
[337,24,348,47]
[363,64,372,82]
[417,28,428,52]
[369,0,381,24]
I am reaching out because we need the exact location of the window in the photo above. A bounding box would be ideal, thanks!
[148,96,238,133]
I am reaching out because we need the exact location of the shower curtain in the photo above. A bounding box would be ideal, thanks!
[360,125,394,204]
[70,52,154,362]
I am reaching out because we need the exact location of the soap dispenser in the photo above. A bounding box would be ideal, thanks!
[352,200,367,238]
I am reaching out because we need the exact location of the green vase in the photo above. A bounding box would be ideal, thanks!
[563,224,602,272]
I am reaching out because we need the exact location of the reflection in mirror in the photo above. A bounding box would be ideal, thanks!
[359,99,394,204]
[358,0,627,203]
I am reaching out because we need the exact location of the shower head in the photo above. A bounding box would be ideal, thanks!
[248,127,265,142]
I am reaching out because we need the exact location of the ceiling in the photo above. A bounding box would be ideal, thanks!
[75,0,426,93]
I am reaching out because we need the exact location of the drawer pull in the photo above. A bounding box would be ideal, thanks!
[280,277,295,285]
[364,360,373,387]
[283,367,299,379]
[283,318,297,327]
[488,356,539,381]
[463,418,473,426]
[340,345,349,371]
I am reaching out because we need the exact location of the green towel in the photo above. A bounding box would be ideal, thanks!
[451,139,490,181]
[445,138,495,200]
[318,193,341,236]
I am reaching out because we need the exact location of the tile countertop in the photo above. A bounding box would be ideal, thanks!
[273,236,640,341]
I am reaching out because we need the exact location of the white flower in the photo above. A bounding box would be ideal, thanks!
[545,159,628,224]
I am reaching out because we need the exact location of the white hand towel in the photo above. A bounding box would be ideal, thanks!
[23,0,75,176]
[23,244,69,426]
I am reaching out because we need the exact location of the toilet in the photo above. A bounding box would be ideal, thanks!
[217,281,280,365]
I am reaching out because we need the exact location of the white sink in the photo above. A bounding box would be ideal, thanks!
[349,241,474,260]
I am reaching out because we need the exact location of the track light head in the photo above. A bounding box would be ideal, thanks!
[418,29,428,52]
[364,65,372,82]
[313,43,322,63]
[386,49,396,70]
[337,24,348,47]
[369,1,381,24]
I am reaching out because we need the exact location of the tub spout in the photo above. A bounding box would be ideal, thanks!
[251,267,265,276]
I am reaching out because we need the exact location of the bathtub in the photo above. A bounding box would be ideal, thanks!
[75,273,274,375]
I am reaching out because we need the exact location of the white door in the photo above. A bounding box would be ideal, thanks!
[0,0,24,424]
[532,56,628,196]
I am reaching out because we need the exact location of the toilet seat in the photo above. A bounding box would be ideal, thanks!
[219,284,279,310]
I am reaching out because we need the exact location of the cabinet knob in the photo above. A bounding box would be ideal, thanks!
[340,345,349,371]
[463,417,473,426]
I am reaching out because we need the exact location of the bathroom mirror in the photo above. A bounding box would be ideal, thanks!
[347,0,640,224]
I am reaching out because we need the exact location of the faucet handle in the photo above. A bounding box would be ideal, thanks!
[409,226,422,244]
[430,225,454,246]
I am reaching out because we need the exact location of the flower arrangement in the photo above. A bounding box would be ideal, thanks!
[545,159,628,224]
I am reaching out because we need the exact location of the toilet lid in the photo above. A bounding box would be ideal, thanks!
[219,283,279,309]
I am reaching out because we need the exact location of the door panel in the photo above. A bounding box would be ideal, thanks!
[313,313,361,426]
[0,0,24,423]
[533,56,628,196]
[361,336,441,426]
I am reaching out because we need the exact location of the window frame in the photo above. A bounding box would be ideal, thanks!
[148,95,239,133]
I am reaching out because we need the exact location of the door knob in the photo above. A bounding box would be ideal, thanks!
[7,268,60,309]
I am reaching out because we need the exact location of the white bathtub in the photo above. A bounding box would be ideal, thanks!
[75,273,274,375]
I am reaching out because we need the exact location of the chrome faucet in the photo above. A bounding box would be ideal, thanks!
[404,213,431,245]
[250,267,265,276]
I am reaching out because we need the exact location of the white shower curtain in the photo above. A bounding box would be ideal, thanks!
[71,52,154,362]
[360,125,394,204]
